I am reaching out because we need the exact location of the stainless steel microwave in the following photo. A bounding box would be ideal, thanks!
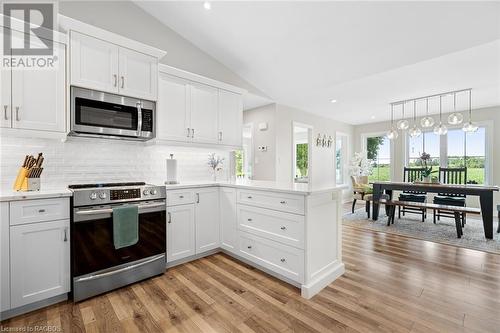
[69,87,155,141]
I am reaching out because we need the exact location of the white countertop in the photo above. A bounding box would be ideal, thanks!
[164,179,348,195]
[0,188,72,202]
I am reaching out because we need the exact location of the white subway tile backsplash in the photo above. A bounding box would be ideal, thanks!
[0,136,230,190]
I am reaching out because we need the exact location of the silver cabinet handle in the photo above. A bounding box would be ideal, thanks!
[187,128,191,138]
[218,131,223,141]
[196,193,200,203]
[191,128,195,138]
[280,201,287,204]
[280,226,286,230]
[121,76,125,88]
[247,218,252,222]
[247,196,252,199]
[167,212,172,224]
[63,227,68,242]
[15,106,20,121]
[113,74,117,87]
[280,258,286,263]
[3,105,8,120]
[247,245,252,249]
[179,195,184,199]
[38,209,46,213]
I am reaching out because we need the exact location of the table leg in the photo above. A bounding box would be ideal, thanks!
[385,189,393,216]
[479,191,493,239]
[372,184,382,221]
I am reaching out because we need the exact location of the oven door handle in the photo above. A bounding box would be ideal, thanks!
[74,254,165,283]
[75,202,165,216]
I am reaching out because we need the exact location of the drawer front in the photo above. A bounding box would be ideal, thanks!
[238,232,304,283]
[238,205,304,249]
[167,190,195,206]
[237,189,305,215]
[10,198,69,226]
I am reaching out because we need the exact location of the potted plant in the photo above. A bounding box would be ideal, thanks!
[208,153,224,181]
[419,152,437,183]
[349,152,373,186]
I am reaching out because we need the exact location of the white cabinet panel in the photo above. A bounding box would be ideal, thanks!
[11,42,66,132]
[189,82,219,144]
[70,31,119,93]
[0,203,10,311]
[218,89,243,146]
[166,189,195,207]
[237,189,305,215]
[167,204,195,263]
[10,198,69,226]
[195,187,220,253]
[1,66,11,128]
[158,74,191,142]
[10,219,70,308]
[220,187,237,253]
[119,48,157,100]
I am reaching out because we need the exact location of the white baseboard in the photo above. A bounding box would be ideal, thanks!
[300,262,345,299]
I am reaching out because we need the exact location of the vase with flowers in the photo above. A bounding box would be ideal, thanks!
[419,152,437,183]
[208,153,224,181]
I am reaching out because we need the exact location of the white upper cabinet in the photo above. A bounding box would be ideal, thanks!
[1,66,11,129]
[70,31,159,100]
[189,82,219,144]
[157,73,191,141]
[118,48,157,101]
[195,187,220,253]
[70,31,119,94]
[218,89,243,146]
[11,42,66,132]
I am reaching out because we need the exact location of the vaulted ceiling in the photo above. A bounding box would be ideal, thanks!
[136,1,500,124]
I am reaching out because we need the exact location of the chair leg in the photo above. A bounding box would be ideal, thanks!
[366,201,371,219]
[433,209,436,224]
[437,211,440,221]
[391,206,396,224]
[398,206,401,219]
[352,199,357,213]
[387,206,394,226]
[454,212,463,238]
[497,211,500,233]
[421,209,425,222]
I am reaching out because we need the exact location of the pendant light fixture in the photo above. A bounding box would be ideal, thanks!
[462,89,478,132]
[387,104,399,140]
[448,92,464,125]
[409,100,422,138]
[433,96,448,135]
[420,98,435,128]
[396,102,409,130]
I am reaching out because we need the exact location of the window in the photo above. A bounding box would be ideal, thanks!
[293,124,311,183]
[408,131,440,173]
[365,135,391,182]
[235,124,253,179]
[336,133,348,184]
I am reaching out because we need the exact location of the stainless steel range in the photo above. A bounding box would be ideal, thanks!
[69,182,166,302]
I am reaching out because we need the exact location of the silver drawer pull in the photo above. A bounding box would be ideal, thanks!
[280,258,286,263]
[247,245,252,249]
[280,226,286,230]
[179,195,184,198]
[280,201,287,204]
[247,196,253,199]
[38,209,46,213]
[247,218,252,222]
[3,105,8,120]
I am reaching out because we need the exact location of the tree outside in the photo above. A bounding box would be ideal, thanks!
[295,143,308,178]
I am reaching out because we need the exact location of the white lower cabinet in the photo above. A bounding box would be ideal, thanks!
[10,219,70,308]
[220,187,237,252]
[195,188,220,253]
[167,204,196,262]
[0,203,10,312]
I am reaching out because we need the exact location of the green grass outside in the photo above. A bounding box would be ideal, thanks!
[368,165,484,184]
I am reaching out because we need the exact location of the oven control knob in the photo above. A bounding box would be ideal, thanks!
[89,192,97,200]
[150,189,158,195]
[143,189,149,196]
[99,192,107,200]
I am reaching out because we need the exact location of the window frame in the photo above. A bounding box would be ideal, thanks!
[361,131,395,182]
[335,131,349,185]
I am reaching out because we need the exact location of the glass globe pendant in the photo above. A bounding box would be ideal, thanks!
[448,92,463,125]
[396,103,409,130]
[462,89,478,133]
[433,96,447,136]
[386,105,399,140]
[408,101,422,138]
[420,98,435,128]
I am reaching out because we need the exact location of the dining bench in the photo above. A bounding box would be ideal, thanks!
[376,199,481,238]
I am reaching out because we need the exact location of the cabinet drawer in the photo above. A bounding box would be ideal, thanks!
[238,205,304,249]
[167,190,195,206]
[10,198,69,226]
[237,189,305,215]
[238,232,304,283]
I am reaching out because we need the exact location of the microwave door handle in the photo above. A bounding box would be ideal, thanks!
[136,101,142,135]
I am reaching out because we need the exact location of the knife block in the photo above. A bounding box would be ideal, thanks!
[13,167,28,191]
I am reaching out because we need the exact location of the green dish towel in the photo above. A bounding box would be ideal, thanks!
[113,205,139,249]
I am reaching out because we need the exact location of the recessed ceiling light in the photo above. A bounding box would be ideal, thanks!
[203,1,211,10]
[371,115,376,119]
[330,99,337,103]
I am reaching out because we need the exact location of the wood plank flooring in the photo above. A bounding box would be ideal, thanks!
[2,217,500,332]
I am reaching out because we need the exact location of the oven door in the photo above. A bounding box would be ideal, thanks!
[72,200,166,278]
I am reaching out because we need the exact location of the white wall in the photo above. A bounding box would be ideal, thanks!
[353,105,500,209]
[0,136,229,190]
[58,0,267,98]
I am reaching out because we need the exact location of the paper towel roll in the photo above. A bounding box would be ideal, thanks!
[166,156,178,184]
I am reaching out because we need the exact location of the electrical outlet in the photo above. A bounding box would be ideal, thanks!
[258,146,268,152]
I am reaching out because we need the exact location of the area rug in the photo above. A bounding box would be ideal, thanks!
[343,208,500,254]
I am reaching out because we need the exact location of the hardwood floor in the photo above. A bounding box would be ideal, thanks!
[2,222,500,332]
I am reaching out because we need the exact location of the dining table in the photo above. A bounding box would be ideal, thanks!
[371,181,499,239]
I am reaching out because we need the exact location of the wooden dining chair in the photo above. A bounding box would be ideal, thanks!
[398,167,427,222]
[497,204,500,233]
[433,167,467,225]
[351,176,373,218]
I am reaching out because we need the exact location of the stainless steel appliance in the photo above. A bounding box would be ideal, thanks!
[69,182,166,302]
[69,87,155,141]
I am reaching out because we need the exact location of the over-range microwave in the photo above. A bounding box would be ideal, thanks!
[69,87,155,141]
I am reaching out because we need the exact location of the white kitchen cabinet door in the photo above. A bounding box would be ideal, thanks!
[157,73,191,142]
[11,42,66,132]
[0,202,10,311]
[10,219,70,308]
[70,31,119,93]
[220,187,237,253]
[0,66,11,128]
[118,48,157,101]
[195,187,220,253]
[167,204,195,263]
[189,82,219,144]
[218,89,243,147]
